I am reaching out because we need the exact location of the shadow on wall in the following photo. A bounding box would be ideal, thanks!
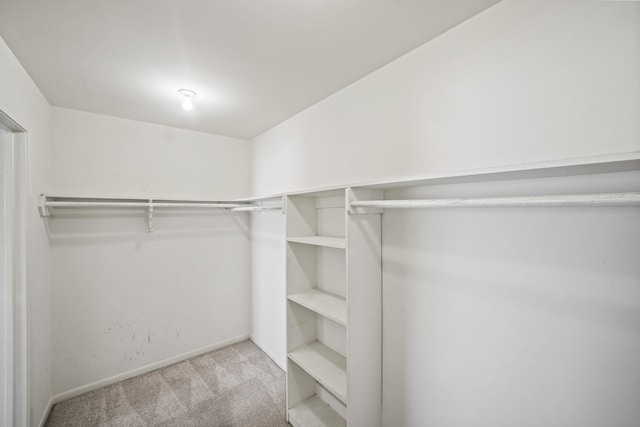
[380,171,640,426]
[383,248,640,337]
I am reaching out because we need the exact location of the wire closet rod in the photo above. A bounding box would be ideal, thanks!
[43,201,245,209]
[38,195,284,218]
[349,192,640,209]
[230,205,282,212]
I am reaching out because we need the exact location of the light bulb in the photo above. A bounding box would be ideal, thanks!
[177,89,196,111]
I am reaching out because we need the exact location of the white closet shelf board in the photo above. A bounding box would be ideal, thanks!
[288,290,347,326]
[288,342,347,403]
[356,154,640,190]
[288,236,347,249]
[40,193,246,203]
[289,395,346,427]
[38,194,248,215]
[247,153,640,200]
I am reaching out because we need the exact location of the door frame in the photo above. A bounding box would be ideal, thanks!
[0,109,28,427]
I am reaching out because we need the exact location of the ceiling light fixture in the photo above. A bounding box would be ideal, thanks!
[178,89,196,111]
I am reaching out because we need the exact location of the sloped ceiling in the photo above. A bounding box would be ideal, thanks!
[0,0,500,139]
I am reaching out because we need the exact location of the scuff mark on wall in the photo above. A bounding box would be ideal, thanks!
[117,325,160,361]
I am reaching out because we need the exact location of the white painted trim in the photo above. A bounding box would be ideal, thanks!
[37,397,54,427]
[14,134,28,427]
[250,336,286,372]
[51,334,249,404]
[0,113,28,427]
[0,128,14,427]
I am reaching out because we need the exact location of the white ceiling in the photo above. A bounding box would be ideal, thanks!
[0,0,500,139]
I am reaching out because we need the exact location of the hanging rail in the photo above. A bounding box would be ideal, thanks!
[349,192,640,211]
[230,205,282,212]
[38,195,283,232]
[42,201,244,209]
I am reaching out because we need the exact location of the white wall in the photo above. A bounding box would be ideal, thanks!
[52,107,250,199]
[249,209,286,369]
[48,209,251,395]
[49,109,252,396]
[250,0,640,196]
[382,170,640,426]
[1,0,638,423]
[247,0,640,425]
[0,36,54,426]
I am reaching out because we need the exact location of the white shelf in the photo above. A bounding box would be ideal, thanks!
[288,235,346,249]
[289,395,346,427]
[286,191,381,425]
[288,289,347,326]
[288,342,347,403]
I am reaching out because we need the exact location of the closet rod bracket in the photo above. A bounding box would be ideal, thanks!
[146,199,154,233]
[38,194,51,217]
[347,188,384,215]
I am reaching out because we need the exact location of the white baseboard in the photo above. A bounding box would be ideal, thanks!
[38,396,54,427]
[249,335,286,372]
[51,334,249,405]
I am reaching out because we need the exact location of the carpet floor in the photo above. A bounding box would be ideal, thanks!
[45,340,288,427]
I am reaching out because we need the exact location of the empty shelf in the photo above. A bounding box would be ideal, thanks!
[288,289,347,326]
[288,342,347,403]
[289,395,346,427]
[288,236,346,249]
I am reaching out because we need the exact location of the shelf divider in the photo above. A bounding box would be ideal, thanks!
[288,341,347,404]
[288,289,347,326]
[288,395,346,427]
[288,235,346,249]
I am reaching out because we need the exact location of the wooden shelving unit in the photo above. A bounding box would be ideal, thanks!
[288,396,347,427]
[285,188,382,427]
[288,289,347,326]
[289,341,347,403]
[287,235,347,249]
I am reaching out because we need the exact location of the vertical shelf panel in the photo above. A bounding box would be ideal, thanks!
[286,192,348,426]
[346,188,383,427]
[287,189,381,426]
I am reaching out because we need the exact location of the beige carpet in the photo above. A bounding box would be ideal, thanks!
[45,340,287,427]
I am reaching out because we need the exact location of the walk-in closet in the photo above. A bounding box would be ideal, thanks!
[0,1,638,426]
